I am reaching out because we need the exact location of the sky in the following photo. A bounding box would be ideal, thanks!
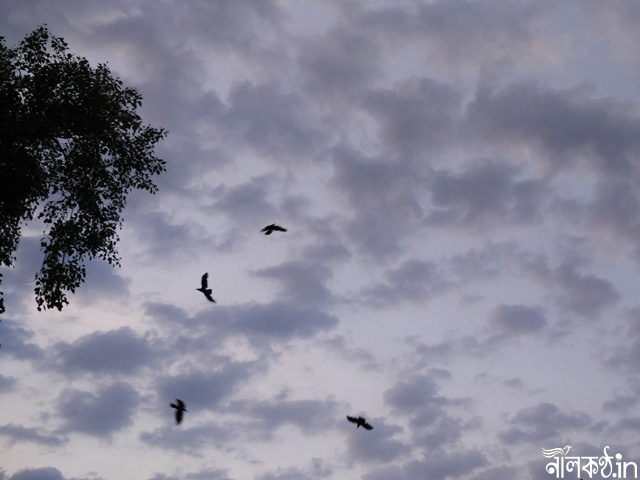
[2,1,640,479]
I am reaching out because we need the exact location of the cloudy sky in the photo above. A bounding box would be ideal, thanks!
[3,1,640,479]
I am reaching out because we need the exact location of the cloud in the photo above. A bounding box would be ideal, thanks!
[253,260,334,305]
[360,259,449,307]
[211,176,278,225]
[246,397,339,434]
[0,374,16,392]
[352,1,559,73]
[553,263,618,319]
[156,360,258,412]
[362,449,488,480]
[0,320,44,361]
[56,381,140,438]
[140,421,235,453]
[233,301,339,342]
[0,424,66,447]
[345,417,410,465]
[54,326,157,375]
[256,458,333,480]
[9,468,65,480]
[221,81,326,159]
[464,81,640,175]
[383,375,444,415]
[404,450,488,480]
[489,304,547,336]
[360,77,461,157]
[426,158,548,228]
[298,24,381,103]
[383,373,473,448]
[499,402,591,444]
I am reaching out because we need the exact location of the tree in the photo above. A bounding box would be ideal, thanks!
[0,26,167,313]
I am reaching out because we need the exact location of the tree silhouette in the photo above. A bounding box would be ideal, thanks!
[0,26,167,313]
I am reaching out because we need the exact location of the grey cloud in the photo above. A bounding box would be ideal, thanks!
[253,260,333,305]
[467,465,519,480]
[465,81,640,175]
[383,375,443,415]
[360,77,461,157]
[606,309,640,371]
[352,1,556,72]
[301,238,351,265]
[489,304,547,336]
[499,402,591,444]
[156,360,258,411]
[330,147,423,256]
[9,468,65,480]
[383,374,472,449]
[73,260,131,306]
[232,397,340,440]
[553,263,618,319]
[257,459,332,480]
[126,210,206,264]
[0,424,67,447]
[0,374,17,392]
[320,335,381,372]
[140,421,235,454]
[234,301,339,342]
[602,392,638,413]
[187,0,285,58]
[426,158,548,228]
[211,176,278,224]
[345,418,410,464]
[448,242,515,282]
[54,326,157,375]
[403,450,488,480]
[585,179,640,238]
[360,259,449,307]
[0,320,43,361]
[183,468,234,480]
[255,458,334,480]
[57,382,140,438]
[330,147,421,219]
[222,81,325,159]
[298,25,381,103]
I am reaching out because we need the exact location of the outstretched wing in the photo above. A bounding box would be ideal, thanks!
[346,415,359,424]
[362,421,373,430]
[175,408,183,424]
[261,224,274,233]
[273,225,287,232]
[204,291,216,303]
[201,273,209,289]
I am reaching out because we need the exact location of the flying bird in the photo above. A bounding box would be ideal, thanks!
[170,399,187,424]
[346,415,373,430]
[196,273,215,302]
[261,223,287,235]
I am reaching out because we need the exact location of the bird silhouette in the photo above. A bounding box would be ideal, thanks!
[170,399,187,424]
[196,273,215,302]
[261,223,287,235]
[346,415,373,430]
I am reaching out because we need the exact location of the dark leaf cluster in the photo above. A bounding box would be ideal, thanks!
[0,26,167,312]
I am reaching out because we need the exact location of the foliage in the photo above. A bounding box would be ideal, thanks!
[0,26,167,313]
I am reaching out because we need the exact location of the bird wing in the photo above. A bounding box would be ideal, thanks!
[273,225,287,232]
[261,224,274,232]
[176,409,183,424]
[177,399,185,409]
[204,291,216,303]
[363,422,373,430]
[201,273,209,289]
[346,415,358,423]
